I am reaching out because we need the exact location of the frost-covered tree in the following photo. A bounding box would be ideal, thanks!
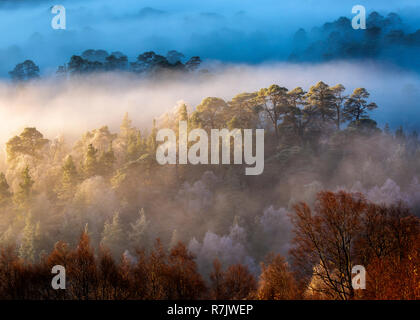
[169,229,178,250]
[128,209,149,249]
[58,155,79,201]
[101,212,125,258]
[19,214,40,263]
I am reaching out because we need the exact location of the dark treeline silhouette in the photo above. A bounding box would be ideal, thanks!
[8,49,202,81]
[8,60,40,82]
[0,190,418,300]
[290,11,420,70]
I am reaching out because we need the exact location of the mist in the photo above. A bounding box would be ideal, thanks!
[0,60,419,152]
[0,62,418,283]
[0,1,418,299]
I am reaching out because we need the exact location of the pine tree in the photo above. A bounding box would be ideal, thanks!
[256,85,288,139]
[0,172,12,205]
[135,130,145,155]
[59,155,78,201]
[98,143,116,177]
[343,88,378,124]
[120,113,145,162]
[305,81,335,124]
[147,119,158,155]
[128,208,149,249]
[6,127,49,162]
[126,132,138,161]
[120,112,132,138]
[101,211,125,258]
[19,213,39,263]
[84,144,98,178]
[227,116,240,130]
[16,166,35,206]
[177,104,188,122]
[9,60,40,82]
[330,84,347,130]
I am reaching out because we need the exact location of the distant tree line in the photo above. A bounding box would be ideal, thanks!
[290,11,420,67]
[8,49,203,82]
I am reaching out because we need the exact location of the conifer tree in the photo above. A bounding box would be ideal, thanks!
[147,119,158,155]
[177,104,188,122]
[84,144,98,178]
[135,130,145,155]
[305,81,335,124]
[120,112,132,138]
[16,166,35,206]
[0,172,12,205]
[330,84,347,130]
[128,209,149,249]
[101,212,125,258]
[6,127,48,162]
[99,143,116,177]
[255,85,288,139]
[59,155,78,201]
[19,214,40,263]
[343,88,378,124]
[120,113,145,162]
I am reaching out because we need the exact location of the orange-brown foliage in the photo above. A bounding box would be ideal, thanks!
[290,190,420,300]
[257,254,298,300]
[0,190,418,300]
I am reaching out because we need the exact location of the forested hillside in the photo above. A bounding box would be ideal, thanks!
[0,78,419,299]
